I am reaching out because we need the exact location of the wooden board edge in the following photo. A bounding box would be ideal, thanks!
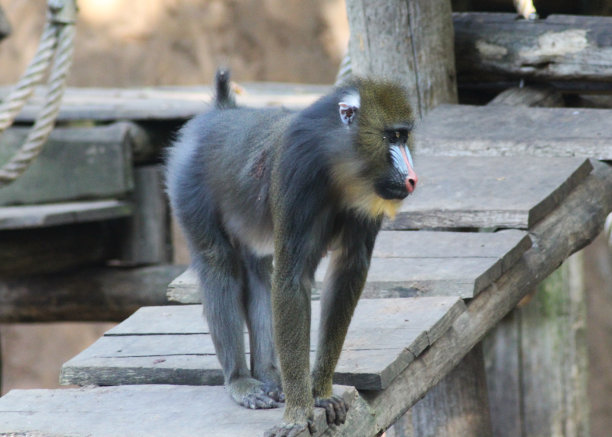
[528,158,593,228]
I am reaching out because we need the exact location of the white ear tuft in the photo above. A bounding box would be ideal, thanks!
[338,91,360,126]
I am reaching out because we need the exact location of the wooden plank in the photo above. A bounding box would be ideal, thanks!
[454,13,612,84]
[328,160,612,436]
[389,156,593,229]
[167,230,532,303]
[0,384,356,437]
[60,297,466,391]
[0,83,329,123]
[0,265,186,322]
[0,122,135,206]
[0,200,132,230]
[414,104,612,160]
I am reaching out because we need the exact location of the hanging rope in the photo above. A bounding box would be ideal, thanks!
[0,0,77,187]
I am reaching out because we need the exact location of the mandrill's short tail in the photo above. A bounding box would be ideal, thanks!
[214,68,237,110]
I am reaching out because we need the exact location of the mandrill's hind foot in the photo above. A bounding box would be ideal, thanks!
[228,377,282,409]
[264,421,314,437]
[315,395,348,426]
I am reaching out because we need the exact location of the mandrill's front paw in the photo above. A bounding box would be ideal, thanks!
[263,421,314,437]
[315,395,348,426]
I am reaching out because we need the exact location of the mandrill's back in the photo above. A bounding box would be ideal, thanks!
[166,105,296,256]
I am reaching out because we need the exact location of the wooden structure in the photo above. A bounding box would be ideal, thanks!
[0,153,612,436]
[1,7,612,437]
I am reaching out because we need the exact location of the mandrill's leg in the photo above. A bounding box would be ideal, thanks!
[193,232,279,410]
[242,249,283,402]
[311,215,380,425]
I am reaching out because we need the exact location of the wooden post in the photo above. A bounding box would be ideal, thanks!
[411,343,493,436]
[483,253,590,437]
[119,165,172,266]
[345,0,458,118]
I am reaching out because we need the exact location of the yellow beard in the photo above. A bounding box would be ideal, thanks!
[332,161,402,220]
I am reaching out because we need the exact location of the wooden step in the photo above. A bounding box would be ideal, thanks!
[60,297,465,391]
[169,229,532,303]
[0,384,356,437]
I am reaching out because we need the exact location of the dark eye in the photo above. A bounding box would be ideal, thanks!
[386,129,408,144]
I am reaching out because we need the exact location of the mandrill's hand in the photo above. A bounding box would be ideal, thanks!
[315,395,348,426]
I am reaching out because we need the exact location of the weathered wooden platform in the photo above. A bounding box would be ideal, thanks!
[0,385,356,437]
[60,298,465,391]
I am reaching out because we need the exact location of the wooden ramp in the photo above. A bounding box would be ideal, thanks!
[0,112,610,435]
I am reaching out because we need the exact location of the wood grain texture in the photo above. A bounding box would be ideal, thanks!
[0,200,132,230]
[167,230,532,303]
[346,0,457,118]
[414,104,612,160]
[60,297,465,391]
[411,343,493,437]
[0,123,135,206]
[389,156,592,229]
[0,384,356,437]
[454,13,612,84]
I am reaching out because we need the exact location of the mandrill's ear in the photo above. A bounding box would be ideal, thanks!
[338,92,360,126]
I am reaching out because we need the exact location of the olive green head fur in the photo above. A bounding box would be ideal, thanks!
[355,78,414,175]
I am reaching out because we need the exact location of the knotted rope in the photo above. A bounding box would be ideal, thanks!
[0,0,77,187]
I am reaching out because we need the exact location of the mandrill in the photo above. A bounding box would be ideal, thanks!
[166,70,417,437]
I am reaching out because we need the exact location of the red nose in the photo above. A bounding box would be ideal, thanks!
[405,168,418,194]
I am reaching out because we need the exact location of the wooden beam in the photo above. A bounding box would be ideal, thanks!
[0,122,137,206]
[0,84,329,123]
[332,160,612,436]
[0,265,186,322]
[454,13,612,85]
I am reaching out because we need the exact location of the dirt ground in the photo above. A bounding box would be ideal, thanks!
[0,0,611,434]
